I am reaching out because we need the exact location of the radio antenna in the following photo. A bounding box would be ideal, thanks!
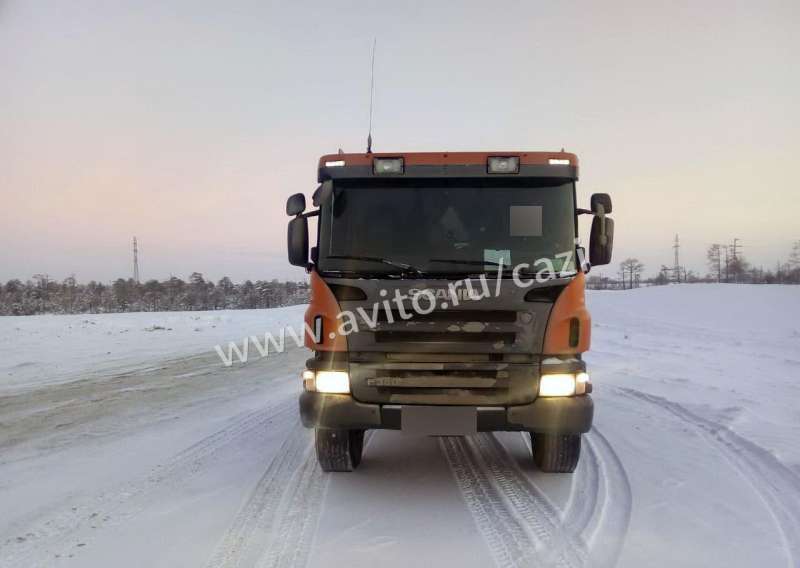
[366,38,376,153]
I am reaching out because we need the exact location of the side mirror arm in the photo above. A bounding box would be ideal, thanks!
[297,210,320,219]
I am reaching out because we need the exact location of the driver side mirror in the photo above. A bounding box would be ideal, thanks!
[287,217,309,267]
[286,193,309,267]
[589,193,614,266]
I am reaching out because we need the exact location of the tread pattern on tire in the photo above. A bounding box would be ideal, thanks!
[315,428,364,472]
[531,433,581,473]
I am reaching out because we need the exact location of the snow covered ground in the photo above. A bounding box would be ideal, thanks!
[0,285,798,568]
[0,306,306,393]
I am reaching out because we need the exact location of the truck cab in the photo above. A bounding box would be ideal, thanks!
[286,151,614,473]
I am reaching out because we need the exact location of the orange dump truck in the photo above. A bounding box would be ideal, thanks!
[286,151,614,472]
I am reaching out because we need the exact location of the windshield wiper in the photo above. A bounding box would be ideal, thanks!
[429,258,576,278]
[429,258,506,268]
[327,255,426,276]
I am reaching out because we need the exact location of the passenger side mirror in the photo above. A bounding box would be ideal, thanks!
[590,193,612,214]
[287,217,309,267]
[589,216,614,266]
[286,193,306,216]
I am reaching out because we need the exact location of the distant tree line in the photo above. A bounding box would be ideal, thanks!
[0,273,309,316]
[587,240,800,290]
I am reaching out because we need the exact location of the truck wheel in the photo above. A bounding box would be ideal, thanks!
[315,428,365,472]
[530,433,581,473]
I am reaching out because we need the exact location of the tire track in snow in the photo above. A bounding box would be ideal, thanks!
[0,398,296,567]
[519,428,631,568]
[441,434,587,568]
[555,433,600,536]
[616,386,800,568]
[580,430,632,568]
[204,422,327,568]
[476,434,589,567]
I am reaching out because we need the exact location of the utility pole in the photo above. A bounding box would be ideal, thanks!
[673,234,681,283]
[730,238,741,283]
[133,237,140,284]
[722,245,730,283]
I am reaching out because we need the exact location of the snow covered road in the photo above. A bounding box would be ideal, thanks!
[1,285,798,568]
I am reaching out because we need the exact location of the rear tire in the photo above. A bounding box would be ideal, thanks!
[530,432,581,473]
[315,428,365,472]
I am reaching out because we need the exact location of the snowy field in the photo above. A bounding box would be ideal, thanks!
[0,285,799,568]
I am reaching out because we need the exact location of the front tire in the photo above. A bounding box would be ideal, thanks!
[530,433,581,473]
[315,428,365,472]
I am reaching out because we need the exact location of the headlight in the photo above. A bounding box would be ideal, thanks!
[538,371,591,396]
[539,373,577,397]
[306,370,350,394]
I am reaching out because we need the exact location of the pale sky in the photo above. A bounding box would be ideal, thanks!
[1,0,798,283]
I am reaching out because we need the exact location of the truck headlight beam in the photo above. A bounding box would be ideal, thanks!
[305,370,351,394]
[539,371,591,397]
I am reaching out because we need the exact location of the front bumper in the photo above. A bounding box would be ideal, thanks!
[298,391,593,434]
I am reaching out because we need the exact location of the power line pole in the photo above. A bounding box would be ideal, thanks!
[133,237,140,284]
[673,234,681,283]
[730,238,741,283]
[722,245,730,282]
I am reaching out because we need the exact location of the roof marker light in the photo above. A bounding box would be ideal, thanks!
[325,160,345,167]
[487,156,520,174]
[373,158,404,175]
[549,158,570,165]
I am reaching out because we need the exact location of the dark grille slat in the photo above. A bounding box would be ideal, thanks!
[376,309,517,323]
[374,331,516,344]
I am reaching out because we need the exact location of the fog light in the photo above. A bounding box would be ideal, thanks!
[314,371,350,393]
[539,373,577,397]
[488,156,520,174]
[373,158,404,175]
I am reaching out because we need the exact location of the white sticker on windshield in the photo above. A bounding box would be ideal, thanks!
[484,249,511,268]
[509,206,543,237]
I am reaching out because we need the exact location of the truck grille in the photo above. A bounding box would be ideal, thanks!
[349,355,538,406]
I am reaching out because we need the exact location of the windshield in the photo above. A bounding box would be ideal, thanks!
[318,178,577,276]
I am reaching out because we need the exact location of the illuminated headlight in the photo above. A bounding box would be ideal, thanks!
[487,156,520,174]
[325,160,345,167]
[373,158,404,175]
[539,374,576,397]
[538,372,591,396]
[306,370,350,394]
[549,158,570,165]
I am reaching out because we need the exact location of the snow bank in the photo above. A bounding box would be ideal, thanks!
[0,305,307,393]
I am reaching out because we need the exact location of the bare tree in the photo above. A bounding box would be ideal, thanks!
[619,258,645,289]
